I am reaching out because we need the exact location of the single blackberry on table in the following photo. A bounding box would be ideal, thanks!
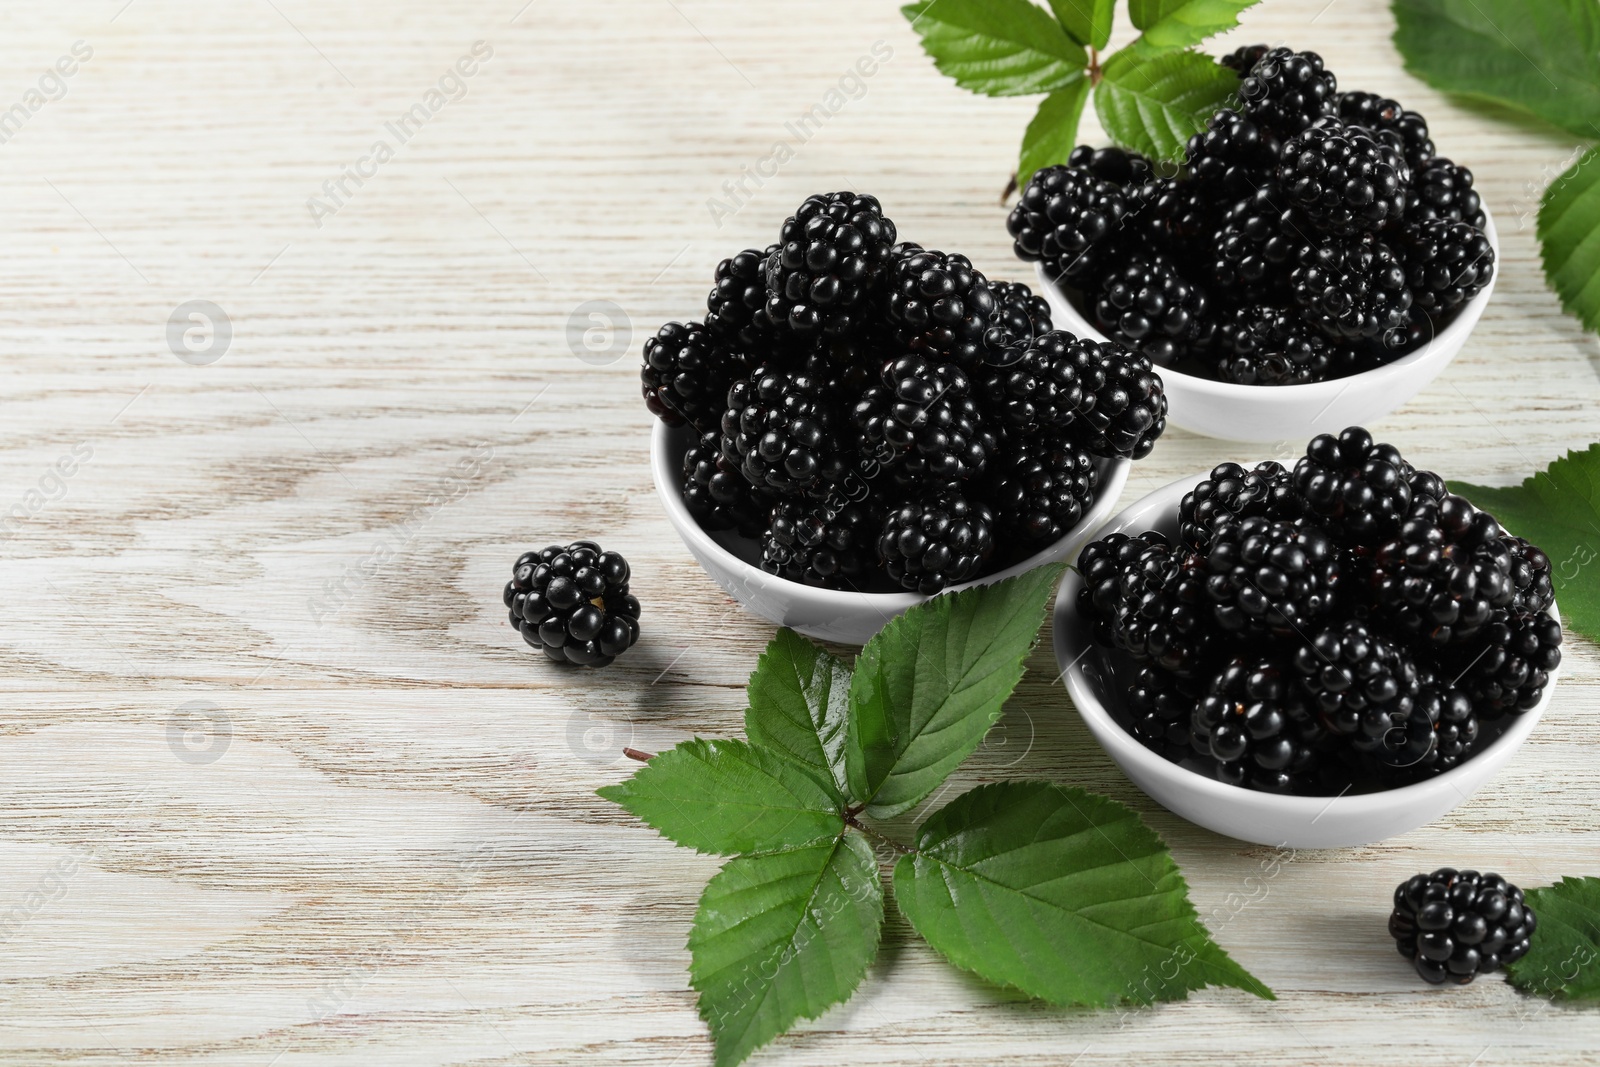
[1212,303,1343,385]
[1007,166,1131,283]
[641,321,747,434]
[1408,158,1485,228]
[1291,619,1426,765]
[503,541,641,667]
[1390,869,1536,984]
[1290,232,1413,340]
[706,245,779,349]
[986,279,1053,355]
[1293,426,1413,544]
[1220,43,1271,75]
[765,192,897,336]
[1178,460,1303,553]
[879,493,996,594]
[1203,184,1300,299]
[721,365,848,496]
[1093,254,1212,367]
[1194,656,1329,792]
[854,357,994,484]
[1363,491,1513,646]
[1398,219,1495,314]
[1337,90,1434,170]
[682,431,773,537]
[986,434,1099,550]
[761,499,883,589]
[1203,515,1342,639]
[975,329,1084,437]
[1129,665,1201,759]
[1458,610,1563,716]
[1278,118,1410,235]
[886,247,1000,367]
[1068,144,1155,186]
[1238,48,1338,135]
[1185,109,1284,198]
[1068,337,1169,460]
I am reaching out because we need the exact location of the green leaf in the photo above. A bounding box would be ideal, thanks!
[1019,77,1092,184]
[901,0,1088,97]
[1449,443,1600,644]
[1094,47,1239,160]
[844,564,1063,820]
[1538,148,1600,336]
[894,782,1273,1006]
[1506,876,1600,1000]
[689,834,885,1067]
[745,629,854,800]
[1391,0,1600,140]
[1048,0,1115,50]
[1128,0,1262,53]
[597,738,843,856]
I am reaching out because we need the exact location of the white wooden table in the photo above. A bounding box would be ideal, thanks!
[0,0,1596,1063]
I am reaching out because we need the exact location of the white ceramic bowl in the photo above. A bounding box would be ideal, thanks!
[1036,208,1499,443]
[1052,470,1558,849]
[652,421,1130,645]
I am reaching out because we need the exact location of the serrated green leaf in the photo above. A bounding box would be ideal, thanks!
[901,0,1088,97]
[844,564,1063,820]
[1392,0,1600,140]
[1048,0,1115,50]
[894,782,1273,1005]
[690,834,885,1067]
[1537,148,1600,336]
[1019,77,1092,184]
[1094,47,1239,160]
[1128,0,1262,53]
[597,738,842,856]
[1506,876,1600,1000]
[1449,443,1600,644]
[745,628,853,800]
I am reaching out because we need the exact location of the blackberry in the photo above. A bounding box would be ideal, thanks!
[1128,665,1201,758]
[765,192,896,335]
[1185,109,1283,197]
[1501,536,1555,615]
[721,365,848,495]
[1220,43,1271,75]
[886,247,1000,367]
[1278,119,1410,235]
[503,541,641,667]
[975,329,1084,437]
[1239,48,1338,135]
[1364,491,1513,646]
[1194,657,1328,792]
[987,434,1099,550]
[1291,620,1426,765]
[1337,91,1434,170]
[1109,539,1219,679]
[1212,303,1342,385]
[1093,254,1211,367]
[1367,306,1435,362]
[682,431,773,537]
[1178,460,1303,553]
[1203,184,1300,300]
[1203,515,1342,639]
[1390,869,1536,984]
[1293,426,1413,543]
[1290,232,1413,340]
[1398,219,1495,314]
[641,321,747,434]
[1408,672,1479,774]
[986,279,1053,356]
[1459,610,1563,716]
[706,245,779,349]
[1007,165,1131,283]
[854,357,993,484]
[879,493,996,594]
[1068,144,1155,186]
[1068,338,1169,460]
[1408,158,1485,228]
[1077,532,1171,649]
[761,499,882,589]
[1128,178,1217,251]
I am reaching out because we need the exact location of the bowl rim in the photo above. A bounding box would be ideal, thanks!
[651,419,1132,610]
[1053,464,1559,816]
[1039,203,1499,400]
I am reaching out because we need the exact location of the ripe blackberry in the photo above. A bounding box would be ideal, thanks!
[1278,119,1410,235]
[765,192,896,335]
[853,357,994,484]
[1390,869,1536,984]
[1294,426,1413,543]
[1290,232,1413,340]
[1068,144,1155,186]
[1129,665,1201,759]
[1501,536,1555,615]
[706,245,779,349]
[1398,219,1495,314]
[1203,515,1342,639]
[1007,166,1130,283]
[1238,48,1338,135]
[1185,109,1283,197]
[1291,620,1426,765]
[682,431,773,537]
[1408,158,1485,228]
[1364,491,1513,646]
[1179,460,1303,553]
[1337,91,1434,169]
[986,279,1053,356]
[761,499,882,589]
[1408,672,1479,774]
[975,329,1084,437]
[879,493,996,594]
[1068,338,1169,460]
[1112,540,1219,679]
[503,541,641,667]
[1128,178,1217,250]
[1204,184,1299,299]
[1367,306,1434,362]
[1220,43,1271,75]
[1212,303,1342,385]
[987,434,1099,550]
[721,365,848,495]
[641,321,747,434]
[886,247,1000,367]
[1093,254,1211,367]
[1194,656,1328,792]
[1077,532,1168,647]
[1459,610,1563,716]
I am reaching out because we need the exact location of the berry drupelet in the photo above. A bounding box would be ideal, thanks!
[1390,869,1535,984]
[504,542,641,667]
[1220,43,1271,75]
[879,493,996,594]
[765,192,897,335]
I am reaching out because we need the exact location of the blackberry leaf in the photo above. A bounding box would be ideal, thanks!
[1049,0,1115,50]
[1505,876,1600,1001]
[1095,47,1240,160]
[1539,146,1600,334]
[1128,0,1265,55]
[744,628,854,800]
[1019,76,1092,184]
[900,0,1088,98]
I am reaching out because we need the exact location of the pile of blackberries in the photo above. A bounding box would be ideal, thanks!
[1078,427,1561,794]
[644,192,1168,595]
[1010,46,1494,387]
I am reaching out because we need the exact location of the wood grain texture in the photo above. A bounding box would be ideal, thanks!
[0,0,1597,1063]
